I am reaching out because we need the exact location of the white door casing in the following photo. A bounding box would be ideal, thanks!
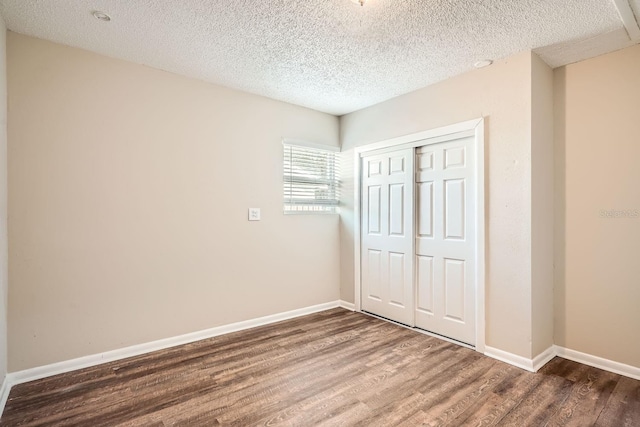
[360,149,414,326]
[415,136,476,345]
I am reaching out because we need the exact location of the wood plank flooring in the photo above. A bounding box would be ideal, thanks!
[1,308,639,426]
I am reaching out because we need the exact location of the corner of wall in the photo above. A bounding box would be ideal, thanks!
[0,15,8,388]
[530,52,555,357]
[552,65,567,348]
[338,148,355,304]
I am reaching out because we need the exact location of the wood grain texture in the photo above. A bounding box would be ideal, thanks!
[1,309,638,426]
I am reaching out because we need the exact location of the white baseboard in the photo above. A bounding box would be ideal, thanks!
[532,346,557,372]
[338,300,355,311]
[2,299,349,414]
[0,375,9,420]
[484,344,640,381]
[484,346,537,372]
[483,345,555,372]
[555,346,640,381]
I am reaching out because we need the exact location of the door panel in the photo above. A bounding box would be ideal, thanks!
[444,146,465,168]
[444,179,465,239]
[415,136,476,345]
[444,258,465,321]
[389,252,406,306]
[366,249,382,301]
[389,184,405,236]
[390,155,405,174]
[369,159,382,177]
[368,186,381,234]
[416,255,434,314]
[361,149,414,326]
[417,182,433,237]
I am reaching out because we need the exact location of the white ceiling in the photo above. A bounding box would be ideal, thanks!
[0,0,638,115]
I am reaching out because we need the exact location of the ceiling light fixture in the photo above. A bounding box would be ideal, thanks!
[473,59,493,68]
[351,0,365,6]
[92,11,111,22]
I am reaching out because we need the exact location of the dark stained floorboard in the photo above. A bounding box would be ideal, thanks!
[1,308,638,426]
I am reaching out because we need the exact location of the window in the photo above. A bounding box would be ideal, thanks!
[283,141,340,213]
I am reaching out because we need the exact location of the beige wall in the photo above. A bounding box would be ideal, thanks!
[339,150,356,304]
[0,21,7,382]
[530,54,555,357]
[7,33,340,371]
[554,44,640,367]
[340,51,540,358]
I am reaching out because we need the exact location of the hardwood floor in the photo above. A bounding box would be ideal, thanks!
[1,308,639,426]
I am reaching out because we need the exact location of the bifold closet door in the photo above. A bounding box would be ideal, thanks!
[361,149,414,326]
[414,136,476,345]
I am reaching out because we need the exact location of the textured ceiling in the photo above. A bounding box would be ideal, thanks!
[632,0,640,33]
[0,0,637,115]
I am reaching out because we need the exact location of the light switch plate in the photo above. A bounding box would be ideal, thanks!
[248,208,261,221]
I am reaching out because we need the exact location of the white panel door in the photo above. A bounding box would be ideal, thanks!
[415,136,476,345]
[361,149,414,326]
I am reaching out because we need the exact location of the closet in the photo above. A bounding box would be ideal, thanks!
[359,125,482,347]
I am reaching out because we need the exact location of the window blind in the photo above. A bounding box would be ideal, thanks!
[283,143,340,213]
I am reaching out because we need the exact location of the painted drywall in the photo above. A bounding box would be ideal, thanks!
[530,54,555,358]
[7,33,340,371]
[339,151,356,304]
[0,20,8,383]
[554,44,640,367]
[340,51,537,358]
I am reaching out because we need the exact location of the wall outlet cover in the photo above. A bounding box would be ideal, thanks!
[248,208,261,221]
